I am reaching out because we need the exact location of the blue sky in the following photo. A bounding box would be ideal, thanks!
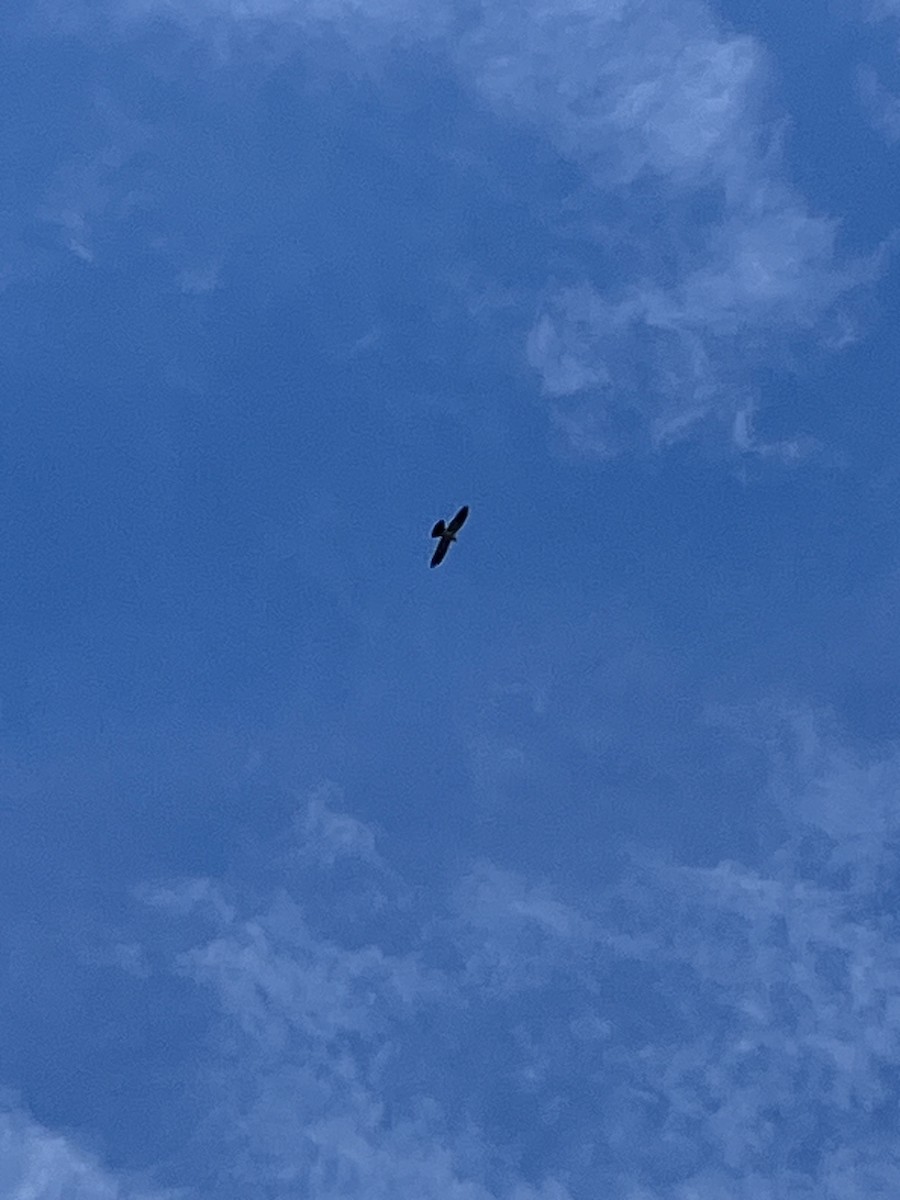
[2,0,900,1196]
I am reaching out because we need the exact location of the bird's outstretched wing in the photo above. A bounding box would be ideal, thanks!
[431,519,446,538]
[430,537,451,568]
[447,505,469,535]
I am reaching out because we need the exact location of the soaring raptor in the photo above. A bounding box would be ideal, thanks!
[430,505,469,568]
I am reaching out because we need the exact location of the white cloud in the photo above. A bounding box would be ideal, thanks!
[42,0,450,50]
[131,716,900,1198]
[453,860,593,994]
[454,0,884,451]
[456,2,764,189]
[731,401,821,464]
[857,65,900,143]
[763,706,900,893]
[177,259,222,295]
[145,870,571,1198]
[0,1102,175,1200]
[860,0,900,20]
[294,781,384,868]
[33,0,887,453]
[588,709,900,1196]
[36,91,152,267]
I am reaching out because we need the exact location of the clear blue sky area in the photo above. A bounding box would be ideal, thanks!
[3,2,900,1197]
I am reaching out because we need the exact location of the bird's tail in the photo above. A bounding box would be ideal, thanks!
[431,520,446,538]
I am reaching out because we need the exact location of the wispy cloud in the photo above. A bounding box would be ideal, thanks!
[36,90,152,267]
[857,65,900,143]
[141,791,572,1198]
[129,719,900,1197]
[860,0,900,21]
[177,259,222,295]
[592,707,900,1196]
[0,1100,177,1200]
[35,0,888,455]
[476,0,883,452]
[293,781,385,869]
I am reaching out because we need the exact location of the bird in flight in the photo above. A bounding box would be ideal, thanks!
[430,504,469,568]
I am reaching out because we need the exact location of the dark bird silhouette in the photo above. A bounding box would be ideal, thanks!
[430,505,469,568]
